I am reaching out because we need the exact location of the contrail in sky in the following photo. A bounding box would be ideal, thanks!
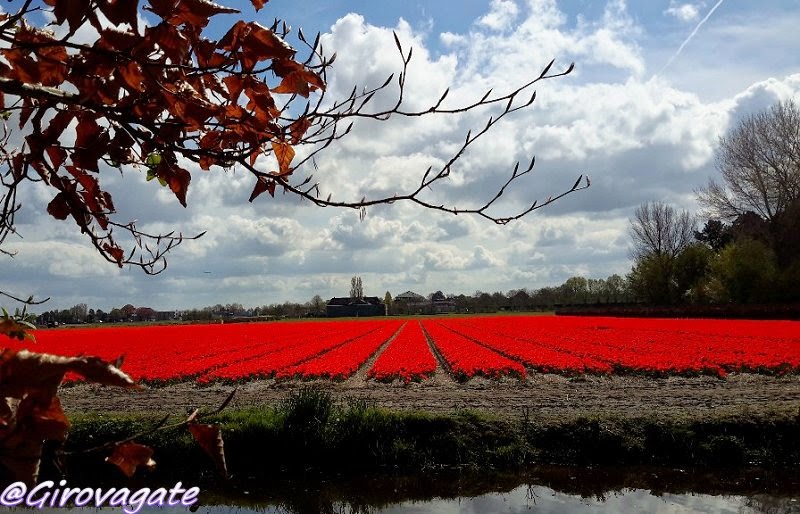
[655,0,727,78]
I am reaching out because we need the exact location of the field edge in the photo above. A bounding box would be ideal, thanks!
[57,397,800,485]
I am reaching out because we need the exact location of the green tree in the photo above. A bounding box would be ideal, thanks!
[383,291,393,315]
[628,253,675,304]
[673,243,714,303]
[710,239,777,303]
[309,295,326,316]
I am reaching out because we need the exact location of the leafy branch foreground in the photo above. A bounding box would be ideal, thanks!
[0,0,586,274]
[0,347,231,486]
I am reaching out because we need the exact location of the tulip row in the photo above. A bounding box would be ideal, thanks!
[367,321,438,383]
[278,320,404,380]
[199,320,392,382]
[421,320,526,380]
[437,316,800,377]
[11,315,798,383]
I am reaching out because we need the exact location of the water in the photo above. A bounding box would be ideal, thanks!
[15,466,800,514]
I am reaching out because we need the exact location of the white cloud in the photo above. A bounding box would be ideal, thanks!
[477,0,520,31]
[664,2,702,23]
[2,1,799,311]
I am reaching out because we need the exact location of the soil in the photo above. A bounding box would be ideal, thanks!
[60,373,800,419]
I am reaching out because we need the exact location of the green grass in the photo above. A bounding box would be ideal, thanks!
[55,388,800,484]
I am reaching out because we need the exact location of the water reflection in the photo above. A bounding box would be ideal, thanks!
[19,466,800,514]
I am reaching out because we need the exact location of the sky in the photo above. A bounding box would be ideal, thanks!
[2,0,800,311]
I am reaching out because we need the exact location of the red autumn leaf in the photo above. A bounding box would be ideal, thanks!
[248,176,275,202]
[250,0,267,11]
[103,243,125,265]
[36,44,69,86]
[272,70,324,98]
[241,23,294,62]
[153,161,191,207]
[3,48,40,84]
[106,442,156,478]
[0,350,136,397]
[98,27,141,52]
[119,61,146,92]
[271,141,294,175]
[41,110,75,146]
[48,0,91,33]
[46,192,70,220]
[149,0,239,29]
[99,0,139,31]
[288,117,311,144]
[75,116,102,149]
[187,423,227,477]
[46,146,67,170]
[223,75,245,101]
[16,395,70,440]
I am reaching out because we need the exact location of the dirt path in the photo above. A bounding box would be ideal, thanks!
[60,373,800,419]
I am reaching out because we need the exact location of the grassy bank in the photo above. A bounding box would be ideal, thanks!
[57,388,799,483]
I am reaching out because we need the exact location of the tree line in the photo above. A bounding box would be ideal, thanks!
[628,100,800,305]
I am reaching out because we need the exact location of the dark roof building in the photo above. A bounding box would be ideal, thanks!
[326,296,386,317]
[395,291,426,303]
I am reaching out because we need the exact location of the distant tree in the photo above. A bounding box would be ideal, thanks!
[383,291,393,315]
[628,253,675,304]
[694,219,733,252]
[119,304,136,319]
[508,289,530,310]
[629,202,695,259]
[430,291,446,302]
[603,274,627,303]
[673,243,714,303]
[309,295,326,315]
[710,239,777,304]
[68,303,88,322]
[697,100,800,223]
[349,276,364,299]
[560,276,589,304]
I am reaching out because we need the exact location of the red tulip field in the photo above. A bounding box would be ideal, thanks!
[16,315,800,383]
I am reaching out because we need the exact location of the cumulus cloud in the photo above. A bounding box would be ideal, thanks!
[664,2,702,23]
[2,1,799,310]
[477,0,520,31]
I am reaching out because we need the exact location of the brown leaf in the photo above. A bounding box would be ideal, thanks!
[250,0,267,11]
[16,395,70,440]
[46,192,71,221]
[102,243,125,266]
[271,141,294,175]
[106,442,156,478]
[149,0,238,28]
[187,423,227,477]
[272,70,323,98]
[288,117,311,144]
[119,61,146,92]
[75,116,102,149]
[36,44,69,86]
[242,23,295,63]
[153,161,191,207]
[99,0,139,31]
[3,48,41,84]
[0,350,135,399]
[248,176,275,202]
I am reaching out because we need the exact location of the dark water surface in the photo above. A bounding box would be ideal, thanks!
[21,466,800,513]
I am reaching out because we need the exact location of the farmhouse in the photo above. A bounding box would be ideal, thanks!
[326,296,386,317]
